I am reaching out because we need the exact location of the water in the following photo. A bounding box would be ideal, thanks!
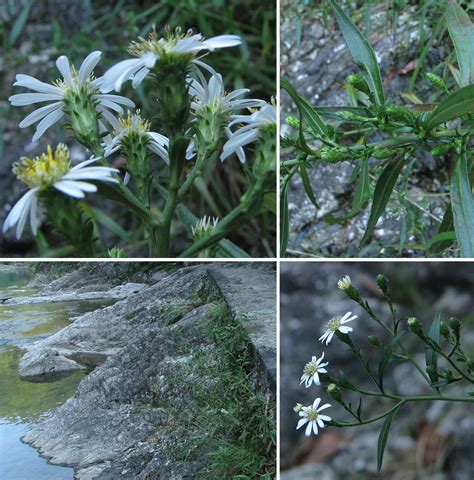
[0,265,111,479]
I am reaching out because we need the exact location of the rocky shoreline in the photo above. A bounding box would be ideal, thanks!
[17,263,276,479]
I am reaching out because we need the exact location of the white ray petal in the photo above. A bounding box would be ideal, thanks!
[8,93,63,106]
[78,51,102,84]
[19,102,63,128]
[32,109,65,142]
[14,74,63,95]
[53,181,86,198]
[56,55,73,84]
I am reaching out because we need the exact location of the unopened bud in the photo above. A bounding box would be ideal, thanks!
[408,317,424,336]
[320,146,347,163]
[440,321,451,340]
[286,115,300,130]
[327,383,342,402]
[444,369,454,381]
[293,403,304,414]
[347,74,371,96]
[427,72,449,94]
[375,274,388,294]
[372,148,402,159]
[386,106,416,126]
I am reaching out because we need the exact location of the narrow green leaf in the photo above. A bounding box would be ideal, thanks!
[425,84,474,130]
[360,157,405,246]
[280,181,290,256]
[426,313,442,383]
[446,0,474,87]
[8,0,33,46]
[328,0,385,106]
[429,204,455,254]
[281,77,327,138]
[430,379,450,388]
[377,403,402,472]
[450,150,474,257]
[300,165,319,209]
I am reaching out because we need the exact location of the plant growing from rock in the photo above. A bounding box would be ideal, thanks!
[281,0,474,257]
[294,274,474,471]
[4,28,276,258]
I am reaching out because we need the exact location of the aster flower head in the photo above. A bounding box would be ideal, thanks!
[100,27,241,93]
[103,111,194,165]
[300,352,329,388]
[3,144,118,239]
[296,398,332,436]
[8,52,134,143]
[337,275,352,291]
[319,312,357,345]
[191,215,219,240]
[220,102,276,163]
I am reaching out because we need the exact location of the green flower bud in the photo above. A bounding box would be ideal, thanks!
[107,247,126,258]
[427,72,449,94]
[347,74,371,96]
[467,360,474,371]
[440,321,451,340]
[293,403,304,414]
[327,383,342,402]
[426,364,438,376]
[372,148,401,160]
[386,106,417,126]
[368,335,382,347]
[408,317,424,336]
[320,146,348,163]
[443,369,454,381]
[375,274,388,294]
[449,317,461,339]
[286,115,300,130]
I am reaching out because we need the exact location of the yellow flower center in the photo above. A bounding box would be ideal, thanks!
[117,111,151,136]
[327,317,341,332]
[13,144,71,189]
[306,408,319,421]
[128,27,195,57]
[303,362,317,376]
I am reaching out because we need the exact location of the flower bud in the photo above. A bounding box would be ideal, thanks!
[426,364,437,377]
[443,369,454,381]
[368,335,382,347]
[347,74,371,96]
[375,274,388,295]
[408,317,424,336]
[337,275,352,291]
[320,146,348,163]
[467,360,474,371]
[286,115,300,130]
[440,321,451,340]
[293,403,304,414]
[427,72,449,94]
[385,106,416,126]
[327,383,342,402]
[449,317,461,342]
[372,148,402,159]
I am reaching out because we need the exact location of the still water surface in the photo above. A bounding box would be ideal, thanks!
[0,266,110,479]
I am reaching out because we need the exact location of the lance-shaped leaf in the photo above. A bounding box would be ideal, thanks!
[360,156,405,246]
[446,0,474,87]
[377,403,403,472]
[280,180,290,256]
[328,0,385,106]
[378,331,405,391]
[300,164,320,209]
[281,77,328,138]
[429,204,455,254]
[450,150,474,257]
[425,84,474,130]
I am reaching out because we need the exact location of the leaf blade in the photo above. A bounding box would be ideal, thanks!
[328,0,385,105]
[299,164,319,209]
[446,0,474,87]
[450,150,474,257]
[425,84,474,130]
[377,403,402,472]
[360,156,405,246]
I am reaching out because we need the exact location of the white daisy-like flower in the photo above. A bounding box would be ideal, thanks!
[8,51,134,142]
[300,352,329,388]
[337,275,352,291]
[296,398,332,436]
[220,103,276,163]
[3,144,118,239]
[189,71,265,115]
[102,111,195,165]
[100,28,241,93]
[319,312,357,345]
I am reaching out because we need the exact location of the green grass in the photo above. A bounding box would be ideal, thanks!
[159,300,276,478]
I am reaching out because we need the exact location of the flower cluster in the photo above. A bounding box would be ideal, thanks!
[294,275,358,437]
[4,27,275,252]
